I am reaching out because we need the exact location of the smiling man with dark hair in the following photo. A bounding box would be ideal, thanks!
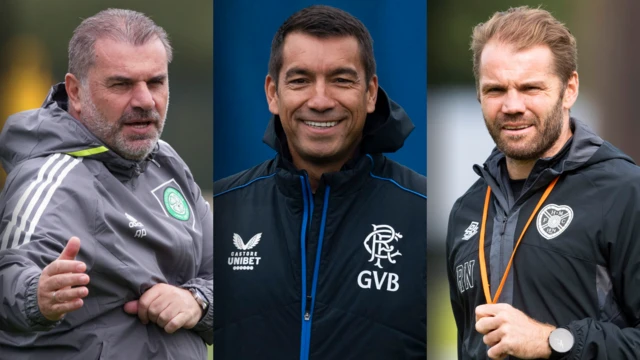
[214,5,426,360]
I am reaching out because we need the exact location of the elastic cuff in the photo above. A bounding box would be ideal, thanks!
[564,322,583,360]
[181,285,212,332]
[25,273,61,329]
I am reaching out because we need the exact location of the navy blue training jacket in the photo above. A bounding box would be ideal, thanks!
[214,88,427,360]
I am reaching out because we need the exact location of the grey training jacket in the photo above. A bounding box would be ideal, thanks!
[0,83,213,359]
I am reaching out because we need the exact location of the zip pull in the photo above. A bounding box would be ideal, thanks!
[304,295,312,321]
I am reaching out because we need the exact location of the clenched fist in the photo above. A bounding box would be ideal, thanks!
[124,283,203,334]
[475,303,555,359]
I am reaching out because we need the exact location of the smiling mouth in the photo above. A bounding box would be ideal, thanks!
[303,120,340,128]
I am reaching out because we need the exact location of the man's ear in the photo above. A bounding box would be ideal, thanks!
[366,75,378,113]
[265,74,279,115]
[65,73,83,115]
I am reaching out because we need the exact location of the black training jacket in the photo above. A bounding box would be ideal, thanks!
[447,118,640,359]
[214,88,426,360]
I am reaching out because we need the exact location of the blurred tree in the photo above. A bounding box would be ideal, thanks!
[0,34,52,191]
[427,0,573,86]
[0,2,14,190]
[580,0,640,162]
[0,1,213,190]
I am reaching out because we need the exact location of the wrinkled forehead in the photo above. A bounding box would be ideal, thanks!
[479,41,557,85]
[89,37,168,79]
[281,32,364,73]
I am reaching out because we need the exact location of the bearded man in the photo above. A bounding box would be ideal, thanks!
[0,9,212,360]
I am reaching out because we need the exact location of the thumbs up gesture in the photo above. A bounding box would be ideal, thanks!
[37,236,90,321]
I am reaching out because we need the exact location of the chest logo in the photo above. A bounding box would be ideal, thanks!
[151,179,195,230]
[228,233,262,271]
[164,187,190,221]
[125,213,147,238]
[462,221,479,240]
[536,204,573,240]
[358,225,402,292]
[364,224,402,269]
[233,233,262,250]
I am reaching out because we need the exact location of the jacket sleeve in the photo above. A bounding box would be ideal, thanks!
[445,199,465,360]
[560,180,640,359]
[179,182,213,345]
[0,156,96,332]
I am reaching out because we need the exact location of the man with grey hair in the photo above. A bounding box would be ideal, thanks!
[0,8,212,359]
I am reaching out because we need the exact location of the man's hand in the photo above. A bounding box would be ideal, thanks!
[123,283,202,334]
[475,303,555,360]
[37,236,90,321]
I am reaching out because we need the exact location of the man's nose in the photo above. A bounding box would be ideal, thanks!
[130,82,155,111]
[306,81,336,112]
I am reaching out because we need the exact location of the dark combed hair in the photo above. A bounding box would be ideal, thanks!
[268,5,376,86]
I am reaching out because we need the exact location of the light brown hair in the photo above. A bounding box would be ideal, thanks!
[471,6,577,89]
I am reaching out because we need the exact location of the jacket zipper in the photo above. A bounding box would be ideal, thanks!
[298,175,330,360]
[298,175,312,360]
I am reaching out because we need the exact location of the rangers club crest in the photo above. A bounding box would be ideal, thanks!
[536,204,573,240]
[363,224,402,269]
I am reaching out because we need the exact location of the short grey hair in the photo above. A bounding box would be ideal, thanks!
[68,8,173,81]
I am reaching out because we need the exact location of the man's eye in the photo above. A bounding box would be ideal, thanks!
[289,78,308,84]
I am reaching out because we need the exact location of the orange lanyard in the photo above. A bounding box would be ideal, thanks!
[478,176,560,304]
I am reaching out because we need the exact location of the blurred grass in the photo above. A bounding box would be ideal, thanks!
[208,345,213,359]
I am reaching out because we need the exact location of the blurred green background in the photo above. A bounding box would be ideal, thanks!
[0,1,213,358]
[429,0,640,358]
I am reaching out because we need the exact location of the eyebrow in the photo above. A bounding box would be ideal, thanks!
[327,67,359,78]
[105,74,167,84]
[283,67,360,80]
[518,81,546,89]
[148,74,168,83]
[284,67,314,80]
[480,83,504,93]
[481,80,547,93]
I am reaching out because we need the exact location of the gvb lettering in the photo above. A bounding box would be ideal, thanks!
[357,270,399,292]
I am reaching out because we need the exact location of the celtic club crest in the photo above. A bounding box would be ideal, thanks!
[163,187,190,221]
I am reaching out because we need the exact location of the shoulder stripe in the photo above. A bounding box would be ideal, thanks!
[214,173,276,198]
[365,154,426,200]
[1,154,82,250]
[368,173,427,199]
[0,154,62,250]
[11,155,72,248]
[66,146,108,157]
[22,157,83,245]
